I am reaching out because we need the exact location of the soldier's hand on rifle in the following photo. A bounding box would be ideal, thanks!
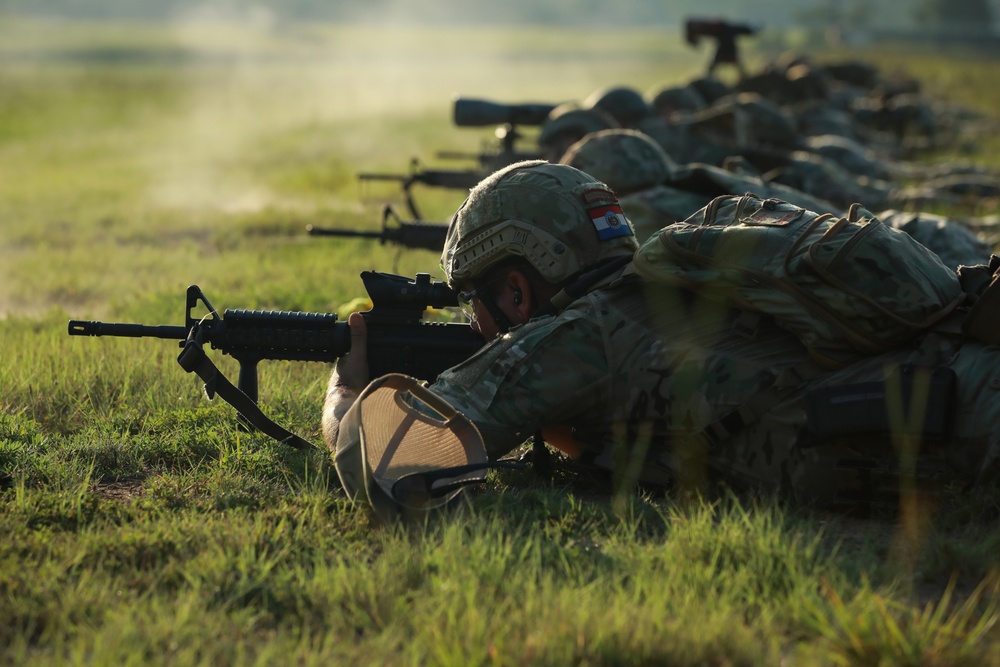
[322,311,370,452]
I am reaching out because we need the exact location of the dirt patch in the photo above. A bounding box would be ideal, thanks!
[92,476,147,503]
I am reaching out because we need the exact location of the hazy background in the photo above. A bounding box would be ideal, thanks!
[2,0,998,318]
[2,0,999,32]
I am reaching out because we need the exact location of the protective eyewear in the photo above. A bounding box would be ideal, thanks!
[455,277,505,324]
[455,286,482,323]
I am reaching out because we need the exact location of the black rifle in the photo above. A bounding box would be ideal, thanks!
[439,97,555,170]
[357,159,484,219]
[68,272,482,450]
[307,205,448,253]
[436,146,542,171]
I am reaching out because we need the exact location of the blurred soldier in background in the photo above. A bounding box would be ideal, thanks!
[536,103,619,162]
[559,128,836,238]
[559,129,992,268]
[438,52,997,273]
[583,86,652,128]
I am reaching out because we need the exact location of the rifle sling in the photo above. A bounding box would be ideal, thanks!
[177,336,317,451]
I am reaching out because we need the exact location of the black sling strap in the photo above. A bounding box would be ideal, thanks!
[176,327,317,451]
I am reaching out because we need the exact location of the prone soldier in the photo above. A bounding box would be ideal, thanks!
[324,162,1000,516]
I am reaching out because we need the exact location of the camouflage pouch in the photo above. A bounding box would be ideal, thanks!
[633,193,965,368]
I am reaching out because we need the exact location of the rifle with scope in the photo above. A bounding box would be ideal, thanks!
[437,97,556,169]
[68,272,482,450]
[307,205,448,253]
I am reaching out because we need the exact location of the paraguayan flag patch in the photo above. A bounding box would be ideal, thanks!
[587,204,633,241]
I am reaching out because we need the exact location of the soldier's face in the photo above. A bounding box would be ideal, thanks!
[457,282,501,340]
[457,278,522,341]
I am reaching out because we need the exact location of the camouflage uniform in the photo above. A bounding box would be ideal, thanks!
[761,150,897,211]
[616,185,714,240]
[428,271,1000,506]
[426,161,1000,508]
[802,134,894,181]
[793,104,860,141]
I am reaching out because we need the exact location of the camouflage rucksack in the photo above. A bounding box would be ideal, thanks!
[632,193,965,369]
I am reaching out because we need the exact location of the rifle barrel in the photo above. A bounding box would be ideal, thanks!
[436,151,479,161]
[358,169,483,190]
[306,225,380,239]
[357,173,407,182]
[383,223,448,252]
[68,321,188,340]
[414,170,484,189]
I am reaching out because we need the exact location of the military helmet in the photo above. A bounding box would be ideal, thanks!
[560,129,678,195]
[583,86,651,127]
[686,76,731,105]
[537,103,619,151]
[441,161,638,288]
[648,85,706,116]
[731,92,800,148]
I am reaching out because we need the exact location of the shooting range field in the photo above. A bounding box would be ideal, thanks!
[2,16,999,665]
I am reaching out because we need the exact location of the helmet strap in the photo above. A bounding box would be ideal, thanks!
[474,279,516,334]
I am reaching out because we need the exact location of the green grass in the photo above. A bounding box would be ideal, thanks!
[2,16,1000,665]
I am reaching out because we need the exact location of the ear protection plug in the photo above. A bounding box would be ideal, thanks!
[513,288,523,305]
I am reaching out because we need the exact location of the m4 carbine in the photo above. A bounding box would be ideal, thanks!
[306,204,448,253]
[68,272,482,450]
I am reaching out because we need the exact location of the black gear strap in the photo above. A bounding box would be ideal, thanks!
[176,327,316,451]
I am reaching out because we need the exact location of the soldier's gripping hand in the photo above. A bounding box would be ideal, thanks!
[322,312,369,452]
[334,312,370,391]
